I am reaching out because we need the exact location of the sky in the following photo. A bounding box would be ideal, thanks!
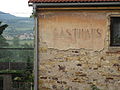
[0,0,32,17]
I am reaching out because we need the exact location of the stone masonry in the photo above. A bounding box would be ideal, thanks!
[38,10,120,90]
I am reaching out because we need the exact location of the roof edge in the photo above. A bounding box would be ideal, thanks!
[28,0,120,3]
[29,2,120,7]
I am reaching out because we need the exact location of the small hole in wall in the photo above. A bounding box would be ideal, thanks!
[118,57,120,60]
[75,51,79,53]
[72,50,79,53]
[48,71,51,73]
[77,64,82,66]
[52,85,57,89]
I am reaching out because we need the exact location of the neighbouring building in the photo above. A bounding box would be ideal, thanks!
[29,0,120,90]
[0,62,33,90]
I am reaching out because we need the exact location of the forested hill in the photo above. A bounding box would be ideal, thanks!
[0,11,34,37]
[0,11,18,20]
[0,11,34,62]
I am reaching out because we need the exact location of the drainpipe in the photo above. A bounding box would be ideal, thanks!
[33,4,39,90]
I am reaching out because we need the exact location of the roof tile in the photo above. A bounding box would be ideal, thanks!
[28,0,120,3]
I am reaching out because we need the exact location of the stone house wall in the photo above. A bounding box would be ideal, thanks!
[37,9,120,90]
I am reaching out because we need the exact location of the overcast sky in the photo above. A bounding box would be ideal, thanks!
[0,0,32,17]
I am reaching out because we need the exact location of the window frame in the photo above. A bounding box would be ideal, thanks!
[108,14,120,52]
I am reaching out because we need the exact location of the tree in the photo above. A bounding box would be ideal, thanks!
[0,21,8,35]
[0,21,11,61]
[13,37,20,47]
[0,35,9,47]
[0,21,8,47]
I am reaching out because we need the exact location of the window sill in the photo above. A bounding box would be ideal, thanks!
[106,47,120,54]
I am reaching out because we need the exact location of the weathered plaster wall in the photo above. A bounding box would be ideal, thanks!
[38,11,106,51]
[38,10,120,90]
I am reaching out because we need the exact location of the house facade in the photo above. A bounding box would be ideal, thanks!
[29,0,120,90]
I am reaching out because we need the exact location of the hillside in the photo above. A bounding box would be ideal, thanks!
[0,11,34,62]
[0,11,34,37]
[0,11,18,20]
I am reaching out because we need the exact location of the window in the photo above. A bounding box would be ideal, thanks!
[110,17,120,46]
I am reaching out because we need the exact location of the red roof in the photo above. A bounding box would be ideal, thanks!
[28,0,120,3]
